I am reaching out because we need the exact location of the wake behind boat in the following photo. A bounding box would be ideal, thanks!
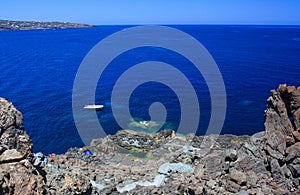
[84,104,104,110]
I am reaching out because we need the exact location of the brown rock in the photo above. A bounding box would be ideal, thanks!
[0,98,32,159]
[153,129,175,143]
[0,98,46,194]
[229,169,247,185]
[245,171,258,188]
[265,89,294,136]
[286,136,296,146]
[194,164,204,179]
[291,87,300,112]
[282,164,292,178]
[264,84,300,142]
[293,108,300,129]
[0,162,46,194]
[270,159,285,184]
[226,180,240,193]
[265,130,286,156]
[266,145,284,161]
[292,130,300,142]
[0,98,23,130]
[286,142,300,162]
[0,149,24,162]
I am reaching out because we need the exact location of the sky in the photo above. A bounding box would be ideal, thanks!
[0,0,299,25]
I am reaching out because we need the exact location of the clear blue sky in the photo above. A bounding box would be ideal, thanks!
[1,0,299,25]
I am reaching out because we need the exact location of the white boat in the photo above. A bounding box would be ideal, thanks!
[84,104,104,110]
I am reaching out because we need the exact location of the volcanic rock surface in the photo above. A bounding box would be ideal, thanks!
[1,84,300,194]
[0,98,46,194]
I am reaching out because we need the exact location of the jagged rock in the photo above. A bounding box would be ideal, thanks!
[0,162,47,194]
[153,129,175,142]
[235,146,266,173]
[234,190,249,195]
[292,130,300,141]
[158,162,194,176]
[109,130,158,150]
[0,98,22,130]
[206,179,217,189]
[294,108,300,129]
[265,130,286,156]
[281,163,292,177]
[0,98,46,194]
[266,145,284,160]
[225,149,238,162]
[265,85,294,136]
[288,163,300,178]
[116,174,166,193]
[33,152,48,167]
[245,171,258,188]
[290,86,300,112]
[270,159,285,183]
[287,135,296,146]
[0,98,32,158]
[286,142,300,162]
[0,149,24,162]
[90,180,104,191]
[46,169,92,194]
[226,180,241,193]
[229,169,247,185]
[1,84,300,194]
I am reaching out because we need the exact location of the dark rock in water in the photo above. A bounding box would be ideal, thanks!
[1,84,300,194]
[109,130,159,150]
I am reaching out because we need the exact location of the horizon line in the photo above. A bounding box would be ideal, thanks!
[1,19,299,26]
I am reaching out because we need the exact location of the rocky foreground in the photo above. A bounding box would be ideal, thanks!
[0,84,300,194]
[0,19,93,30]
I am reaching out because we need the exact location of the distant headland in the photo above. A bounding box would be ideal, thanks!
[0,19,94,30]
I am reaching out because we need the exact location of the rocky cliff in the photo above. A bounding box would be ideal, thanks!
[0,98,46,194]
[0,84,300,194]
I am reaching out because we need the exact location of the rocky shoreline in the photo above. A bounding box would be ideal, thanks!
[0,19,93,31]
[0,84,300,194]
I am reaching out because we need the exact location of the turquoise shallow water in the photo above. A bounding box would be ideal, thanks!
[0,25,299,154]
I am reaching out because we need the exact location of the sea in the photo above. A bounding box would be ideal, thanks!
[0,25,299,154]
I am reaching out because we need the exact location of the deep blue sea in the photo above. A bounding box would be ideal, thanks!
[0,25,299,154]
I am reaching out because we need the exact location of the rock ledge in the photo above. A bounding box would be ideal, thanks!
[1,84,300,194]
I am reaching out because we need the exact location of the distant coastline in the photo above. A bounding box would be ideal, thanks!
[0,19,94,30]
